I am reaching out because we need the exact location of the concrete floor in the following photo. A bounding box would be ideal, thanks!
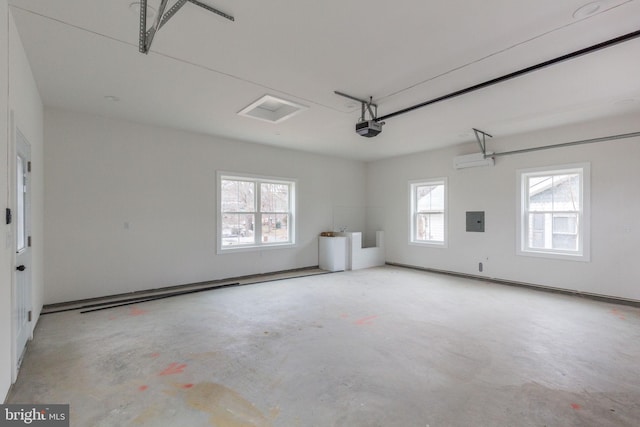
[8,266,640,426]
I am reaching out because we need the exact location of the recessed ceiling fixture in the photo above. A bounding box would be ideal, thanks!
[238,95,308,124]
[572,1,607,19]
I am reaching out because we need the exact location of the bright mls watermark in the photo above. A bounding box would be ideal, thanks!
[1,405,69,426]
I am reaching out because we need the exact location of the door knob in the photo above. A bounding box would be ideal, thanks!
[16,265,26,271]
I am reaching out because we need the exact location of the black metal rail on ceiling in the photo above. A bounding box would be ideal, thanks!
[376,29,640,122]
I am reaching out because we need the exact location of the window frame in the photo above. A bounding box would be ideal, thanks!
[217,171,297,254]
[517,163,590,262]
[409,177,448,248]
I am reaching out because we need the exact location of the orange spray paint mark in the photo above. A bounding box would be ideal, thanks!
[159,362,187,376]
[611,309,626,320]
[181,383,194,389]
[138,385,149,391]
[130,306,147,316]
[355,315,378,325]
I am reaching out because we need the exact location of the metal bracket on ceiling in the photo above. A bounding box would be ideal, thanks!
[334,91,380,122]
[473,128,492,157]
[139,0,235,54]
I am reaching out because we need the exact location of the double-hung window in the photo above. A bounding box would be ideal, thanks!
[218,173,296,252]
[518,163,590,261]
[410,178,447,246]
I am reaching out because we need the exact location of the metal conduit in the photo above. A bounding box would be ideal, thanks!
[489,131,640,158]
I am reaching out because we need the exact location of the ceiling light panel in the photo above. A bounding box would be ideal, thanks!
[238,95,308,124]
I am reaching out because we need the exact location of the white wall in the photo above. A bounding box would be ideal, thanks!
[367,113,640,302]
[43,107,640,305]
[44,108,366,304]
[1,2,44,402]
[1,0,11,402]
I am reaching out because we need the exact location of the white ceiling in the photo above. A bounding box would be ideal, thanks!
[8,0,640,161]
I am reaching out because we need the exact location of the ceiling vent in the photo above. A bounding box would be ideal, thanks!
[238,95,308,124]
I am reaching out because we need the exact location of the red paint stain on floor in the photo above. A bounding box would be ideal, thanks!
[138,385,149,391]
[611,309,626,320]
[355,315,378,325]
[181,383,194,389]
[129,306,147,316]
[159,362,187,376]
[571,403,582,410]
[150,353,160,358]
[340,314,349,319]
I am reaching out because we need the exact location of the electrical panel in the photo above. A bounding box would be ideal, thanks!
[466,211,485,232]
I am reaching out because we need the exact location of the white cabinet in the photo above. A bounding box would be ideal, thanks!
[336,231,385,271]
[318,236,347,272]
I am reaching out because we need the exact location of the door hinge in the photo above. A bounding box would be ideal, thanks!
[27,161,31,172]
[28,311,32,322]
[28,236,32,247]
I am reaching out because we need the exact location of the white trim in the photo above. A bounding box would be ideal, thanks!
[217,171,297,254]
[9,110,17,383]
[408,177,448,248]
[516,163,590,262]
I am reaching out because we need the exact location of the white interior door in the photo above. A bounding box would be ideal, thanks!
[14,129,32,368]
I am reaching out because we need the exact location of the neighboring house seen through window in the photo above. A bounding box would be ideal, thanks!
[518,163,590,261]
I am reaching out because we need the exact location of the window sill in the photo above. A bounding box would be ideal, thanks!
[517,248,590,262]
[217,242,296,254]
[409,241,448,249]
